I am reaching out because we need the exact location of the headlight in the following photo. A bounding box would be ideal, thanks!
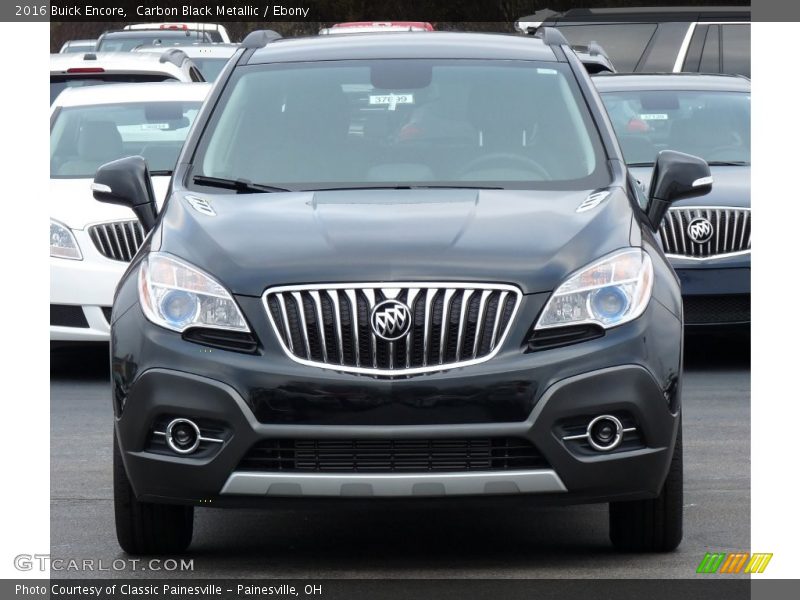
[50,219,81,260]
[138,253,250,333]
[535,248,653,330]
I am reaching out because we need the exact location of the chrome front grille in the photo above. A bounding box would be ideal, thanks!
[659,207,751,259]
[264,283,521,376]
[87,220,145,262]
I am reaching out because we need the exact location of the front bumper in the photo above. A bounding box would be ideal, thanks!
[669,254,750,327]
[112,296,682,506]
[50,231,128,341]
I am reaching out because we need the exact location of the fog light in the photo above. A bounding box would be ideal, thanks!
[166,418,201,454]
[587,415,623,451]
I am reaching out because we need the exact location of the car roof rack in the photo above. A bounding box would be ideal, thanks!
[159,48,189,67]
[241,29,282,49]
[534,27,569,47]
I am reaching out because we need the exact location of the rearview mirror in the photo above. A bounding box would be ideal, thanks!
[92,156,158,233]
[646,150,712,230]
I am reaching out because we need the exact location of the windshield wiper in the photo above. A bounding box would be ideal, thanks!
[304,184,505,191]
[626,162,655,168]
[149,170,173,176]
[193,175,292,193]
[706,161,749,166]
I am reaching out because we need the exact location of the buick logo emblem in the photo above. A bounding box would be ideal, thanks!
[687,217,714,244]
[370,300,412,341]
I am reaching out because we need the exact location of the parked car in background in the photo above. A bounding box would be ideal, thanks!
[135,44,238,81]
[97,29,714,555]
[595,73,750,331]
[96,29,212,52]
[517,6,750,77]
[124,22,232,43]
[59,39,97,54]
[50,82,210,343]
[319,21,435,35]
[50,50,205,104]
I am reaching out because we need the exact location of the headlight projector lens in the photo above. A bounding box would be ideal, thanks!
[590,285,630,322]
[160,290,199,328]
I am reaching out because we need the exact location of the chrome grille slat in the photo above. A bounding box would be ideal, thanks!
[438,289,456,365]
[362,288,378,369]
[422,289,436,367]
[264,283,521,376]
[405,288,420,368]
[739,210,748,249]
[472,290,492,359]
[661,207,751,259]
[87,220,145,262]
[490,291,509,351]
[275,294,294,353]
[291,292,312,359]
[455,289,474,362]
[344,289,360,367]
[724,209,730,254]
[309,291,328,363]
[327,290,344,366]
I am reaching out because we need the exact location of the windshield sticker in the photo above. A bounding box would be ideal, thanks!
[140,123,170,130]
[369,93,414,111]
[537,68,558,75]
[639,114,669,121]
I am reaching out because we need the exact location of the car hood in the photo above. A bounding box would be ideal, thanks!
[629,165,750,209]
[50,176,171,230]
[159,187,635,296]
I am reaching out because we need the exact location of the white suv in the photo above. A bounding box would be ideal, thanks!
[50,50,204,104]
[50,82,210,343]
[134,44,238,81]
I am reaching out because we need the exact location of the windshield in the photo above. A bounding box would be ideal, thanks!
[600,90,750,166]
[50,74,175,105]
[191,60,608,191]
[190,57,229,81]
[50,101,201,178]
[62,43,95,53]
[97,31,209,52]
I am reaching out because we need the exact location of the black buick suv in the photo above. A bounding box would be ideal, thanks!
[94,29,712,555]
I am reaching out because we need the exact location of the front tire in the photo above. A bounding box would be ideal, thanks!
[113,430,194,554]
[609,421,683,552]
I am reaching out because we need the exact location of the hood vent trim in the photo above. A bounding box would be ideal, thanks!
[576,190,611,213]
[185,195,216,217]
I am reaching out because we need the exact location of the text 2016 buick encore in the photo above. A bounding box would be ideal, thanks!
[94,29,712,554]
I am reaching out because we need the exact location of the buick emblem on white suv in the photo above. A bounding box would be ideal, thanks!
[687,217,714,244]
[370,300,412,341]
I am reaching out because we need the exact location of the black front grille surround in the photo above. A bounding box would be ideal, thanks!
[684,294,750,325]
[659,206,750,259]
[527,324,604,351]
[88,219,145,262]
[264,283,521,376]
[182,328,259,353]
[238,438,548,473]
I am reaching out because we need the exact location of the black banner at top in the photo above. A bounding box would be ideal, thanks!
[16,0,754,23]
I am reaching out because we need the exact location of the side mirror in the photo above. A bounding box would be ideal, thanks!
[646,150,712,230]
[92,156,158,232]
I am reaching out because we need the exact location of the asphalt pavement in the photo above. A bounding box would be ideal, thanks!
[50,336,750,579]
